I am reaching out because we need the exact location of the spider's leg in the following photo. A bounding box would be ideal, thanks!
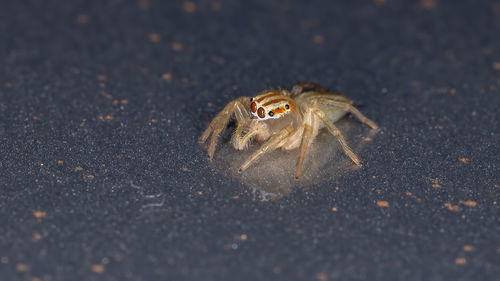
[239,125,294,172]
[199,114,223,144]
[315,98,378,129]
[280,127,304,150]
[199,97,249,159]
[291,82,325,97]
[232,101,254,150]
[295,108,318,179]
[313,108,361,166]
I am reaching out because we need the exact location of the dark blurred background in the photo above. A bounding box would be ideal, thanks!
[0,0,499,280]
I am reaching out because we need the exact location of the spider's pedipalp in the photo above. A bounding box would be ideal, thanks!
[232,122,266,150]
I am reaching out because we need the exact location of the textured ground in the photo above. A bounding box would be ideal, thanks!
[0,0,499,280]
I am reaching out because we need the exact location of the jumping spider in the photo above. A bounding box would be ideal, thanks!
[199,82,378,179]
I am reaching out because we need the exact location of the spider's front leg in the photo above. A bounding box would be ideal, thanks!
[199,97,250,159]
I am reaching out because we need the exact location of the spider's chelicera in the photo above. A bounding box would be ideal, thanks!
[199,82,378,179]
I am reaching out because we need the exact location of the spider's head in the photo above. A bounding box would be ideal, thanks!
[249,89,296,121]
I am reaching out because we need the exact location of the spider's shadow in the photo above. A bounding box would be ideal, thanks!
[209,117,376,198]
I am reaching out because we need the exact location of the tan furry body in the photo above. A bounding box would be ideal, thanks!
[199,82,378,179]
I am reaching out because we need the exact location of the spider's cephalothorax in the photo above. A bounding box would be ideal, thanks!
[199,82,378,179]
[249,89,296,120]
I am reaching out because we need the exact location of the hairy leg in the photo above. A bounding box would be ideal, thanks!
[315,98,378,129]
[199,97,249,159]
[313,108,361,166]
[295,108,318,179]
[239,125,294,172]
[281,127,304,150]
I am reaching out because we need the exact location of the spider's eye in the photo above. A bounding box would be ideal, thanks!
[285,104,290,110]
[269,111,274,117]
[257,107,265,118]
[250,97,253,101]
[250,102,257,113]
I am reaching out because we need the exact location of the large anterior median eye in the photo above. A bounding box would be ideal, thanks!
[250,102,256,113]
[257,107,265,118]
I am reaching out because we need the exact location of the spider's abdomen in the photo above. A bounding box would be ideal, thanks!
[249,90,295,120]
[296,91,354,123]
[296,91,353,105]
